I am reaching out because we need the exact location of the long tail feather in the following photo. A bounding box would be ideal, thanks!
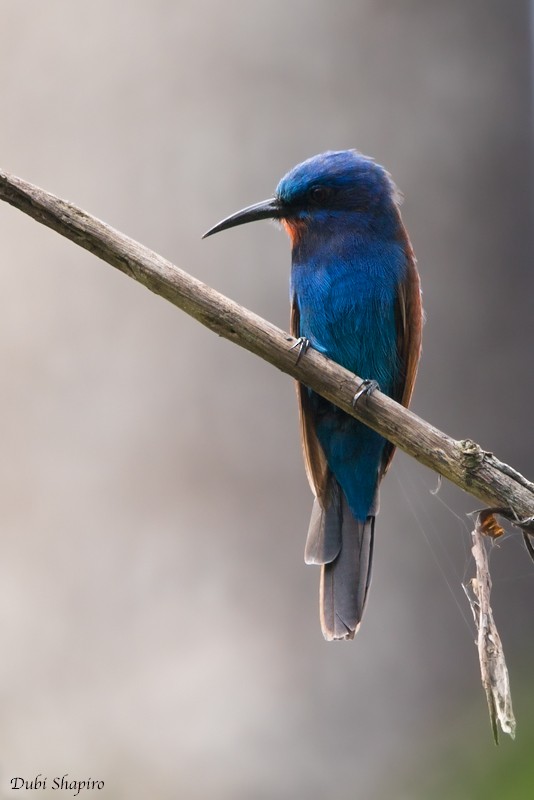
[320,514,374,640]
[305,481,342,565]
[306,485,375,641]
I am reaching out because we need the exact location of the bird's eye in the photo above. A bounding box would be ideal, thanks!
[309,186,332,205]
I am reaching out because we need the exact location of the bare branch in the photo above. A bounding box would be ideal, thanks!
[0,167,533,531]
[463,512,516,742]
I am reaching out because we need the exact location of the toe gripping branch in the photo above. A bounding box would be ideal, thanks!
[290,336,310,365]
[352,379,380,406]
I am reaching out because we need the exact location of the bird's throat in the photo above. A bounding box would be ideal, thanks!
[281,218,307,246]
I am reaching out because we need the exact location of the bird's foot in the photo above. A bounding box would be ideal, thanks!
[352,379,380,406]
[290,336,311,365]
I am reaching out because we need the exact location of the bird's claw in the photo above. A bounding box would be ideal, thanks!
[290,336,310,365]
[352,379,380,406]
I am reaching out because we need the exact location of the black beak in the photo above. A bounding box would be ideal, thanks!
[202,197,282,239]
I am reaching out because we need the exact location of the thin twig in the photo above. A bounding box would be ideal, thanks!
[463,512,516,743]
[0,168,533,531]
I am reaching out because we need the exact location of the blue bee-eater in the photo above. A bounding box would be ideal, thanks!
[203,150,423,640]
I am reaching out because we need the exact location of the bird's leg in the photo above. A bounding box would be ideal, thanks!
[352,379,380,406]
[290,336,311,365]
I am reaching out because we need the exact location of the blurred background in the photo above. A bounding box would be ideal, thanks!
[0,1,533,798]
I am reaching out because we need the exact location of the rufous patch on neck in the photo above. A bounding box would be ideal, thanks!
[281,218,306,245]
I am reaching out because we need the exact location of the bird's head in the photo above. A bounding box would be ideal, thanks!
[203,150,401,247]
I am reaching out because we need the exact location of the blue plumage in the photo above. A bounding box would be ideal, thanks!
[204,150,423,640]
[287,156,407,523]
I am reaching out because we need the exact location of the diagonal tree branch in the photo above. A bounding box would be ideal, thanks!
[0,167,533,533]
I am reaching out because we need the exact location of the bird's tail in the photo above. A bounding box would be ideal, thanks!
[305,481,376,641]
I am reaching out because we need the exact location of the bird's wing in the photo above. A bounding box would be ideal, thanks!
[381,228,423,475]
[291,299,331,507]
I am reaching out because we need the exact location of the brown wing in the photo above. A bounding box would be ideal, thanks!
[291,300,331,508]
[381,221,423,475]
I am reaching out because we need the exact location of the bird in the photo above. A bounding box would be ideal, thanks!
[203,150,423,640]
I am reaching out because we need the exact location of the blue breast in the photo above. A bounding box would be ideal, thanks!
[291,233,406,519]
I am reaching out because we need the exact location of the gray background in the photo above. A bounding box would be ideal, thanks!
[0,2,533,798]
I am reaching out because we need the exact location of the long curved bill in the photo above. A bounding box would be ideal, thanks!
[202,197,282,239]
